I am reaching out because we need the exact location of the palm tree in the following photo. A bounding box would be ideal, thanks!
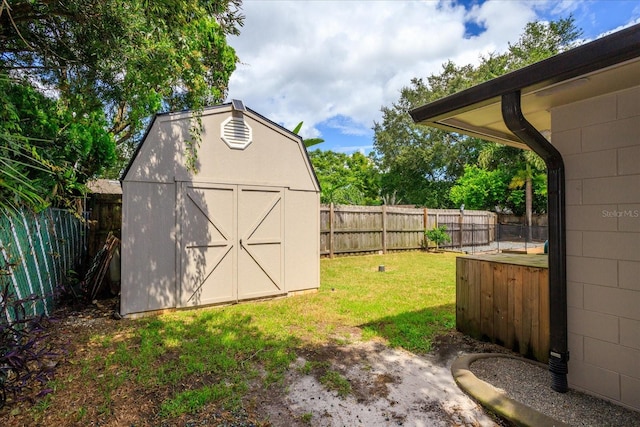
[0,134,50,212]
[479,143,546,240]
[292,122,324,148]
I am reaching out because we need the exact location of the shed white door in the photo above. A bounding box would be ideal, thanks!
[180,184,236,306]
[237,187,284,300]
[179,184,284,307]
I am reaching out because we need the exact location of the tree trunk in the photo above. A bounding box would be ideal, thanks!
[526,164,533,242]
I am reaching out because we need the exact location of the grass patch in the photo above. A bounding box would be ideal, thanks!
[318,252,456,352]
[319,370,352,398]
[14,251,457,424]
[160,383,237,417]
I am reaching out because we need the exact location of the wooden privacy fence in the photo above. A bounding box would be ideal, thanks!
[87,192,122,257]
[320,204,497,256]
[456,254,549,362]
[86,179,122,258]
[0,208,86,321]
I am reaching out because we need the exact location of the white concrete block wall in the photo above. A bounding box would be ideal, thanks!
[551,85,640,411]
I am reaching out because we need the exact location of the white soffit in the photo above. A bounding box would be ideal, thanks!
[436,57,640,146]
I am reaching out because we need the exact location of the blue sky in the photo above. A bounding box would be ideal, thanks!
[227,1,640,154]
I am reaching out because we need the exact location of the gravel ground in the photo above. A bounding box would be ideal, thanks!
[470,357,640,426]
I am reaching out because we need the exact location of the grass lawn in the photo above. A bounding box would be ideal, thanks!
[6,251,457,425]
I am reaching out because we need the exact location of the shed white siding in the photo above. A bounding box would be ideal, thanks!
[552,85,640,411]
[121,182,176,314]
[121,104,320,316]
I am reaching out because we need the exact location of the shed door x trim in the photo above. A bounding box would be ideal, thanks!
[178,182,285,307]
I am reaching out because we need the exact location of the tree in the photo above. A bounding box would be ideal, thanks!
[308,150,380,205]
[292,121,324,148]
[1,0,244,175]
[1,72,117,209]
[373,17,581,208]
[477,142,547,228]
[449,161,547,216]
[449,165,511,211]
[372,68,484,207]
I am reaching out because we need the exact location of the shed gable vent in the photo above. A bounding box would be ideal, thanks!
[221,117,252,150]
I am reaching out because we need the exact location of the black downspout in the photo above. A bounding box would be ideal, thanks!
[501,91,569,393]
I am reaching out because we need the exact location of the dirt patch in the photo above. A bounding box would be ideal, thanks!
[256,338,503,427]
[2,300,508,426]
[431,330,513,364]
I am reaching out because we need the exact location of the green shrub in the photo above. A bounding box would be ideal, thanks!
[425,225,451,250]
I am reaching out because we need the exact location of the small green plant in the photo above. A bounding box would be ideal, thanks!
[160,384,233,417]
[319,370,351,398]
[76,406,87,421]
[425,225,451,250]
[298,361,314,375]
[301,412,313,424]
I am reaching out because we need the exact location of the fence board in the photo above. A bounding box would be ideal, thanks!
[456,257,469,333]
[493,263,508,346]
[538,269,550,362]
[521,267,534,358]
[468,258,481,337]
[480,261,494,340]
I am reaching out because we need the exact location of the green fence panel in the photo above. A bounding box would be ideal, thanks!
[12,212,47,316]
[0,208,87,323]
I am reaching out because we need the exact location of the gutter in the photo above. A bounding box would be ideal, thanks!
[501,91,569,392]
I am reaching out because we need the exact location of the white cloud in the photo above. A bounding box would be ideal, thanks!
[227,1,545,143]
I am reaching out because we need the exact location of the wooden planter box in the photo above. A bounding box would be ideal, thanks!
[456,254,549,362]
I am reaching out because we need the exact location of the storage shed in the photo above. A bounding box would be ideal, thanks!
[120,102,320,317]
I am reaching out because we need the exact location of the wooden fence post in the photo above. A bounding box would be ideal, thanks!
[382,205,387,254]
[423,208,428,247]
[329,203,335,258]
[459,213,464,249]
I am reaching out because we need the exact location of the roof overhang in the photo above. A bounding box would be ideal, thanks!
[409,24,640,148]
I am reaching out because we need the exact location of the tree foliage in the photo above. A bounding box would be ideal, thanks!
[477,143,547,215]
[292,121,324,148]
[372,65,484,208]
[449,165,510,211]
[373,17,581,209]
[309,150,380,205]
[425,225,451,250]
[448,163,547,215]
[1,73,116,210]
[1,0,243,145]
[0,0,244,207]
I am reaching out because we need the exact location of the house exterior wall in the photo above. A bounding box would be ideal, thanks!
[551,85,640,411]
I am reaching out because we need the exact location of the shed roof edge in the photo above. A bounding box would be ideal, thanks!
[120,103,320,192]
